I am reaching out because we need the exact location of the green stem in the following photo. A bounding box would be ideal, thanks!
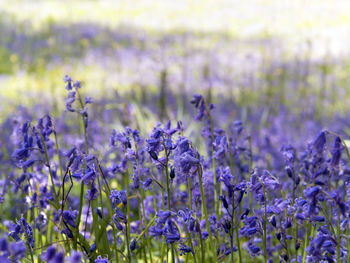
[206,102,219,219]
[248,136,254,212]
[53,131,64,182]
[124,226,131,263]
[256,176,267,263]
[163,146,176,263]
[134,139,153,263]
[164,152,171,211]
[75,89,89,154]
[74,183,85,250]
[196,218,205,263]
[229,150,242,263]
[302,222,312,263]
[197,164,214,261]
[177,219,197,263]
[125,170,131,263]
[38,132,58,203]
[230,231,234,263]
[113,226,120,263]
[337,205,341,262]
[138,198,148,263]
[187,176,193,210]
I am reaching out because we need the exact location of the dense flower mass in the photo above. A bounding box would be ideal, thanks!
[1,74,350,263]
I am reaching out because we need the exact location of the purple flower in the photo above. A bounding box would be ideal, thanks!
[149,225,164,237]
[95,255,110,263]
[313,130,327,153]
[331,137,342,167]
[81,167,96,184]
[52,251,65,263]
[110,190,127,207]
[42,246,56,261]
[86,183,99,201]
[130,239,137,251]
[67,251,82,263]
[9,241,26,260]
[64,75,72,90]
[156,210,171,225]
[62,210,77,228]
[115,207,127,223]
[179,243,193,256]
[142,178,153,191]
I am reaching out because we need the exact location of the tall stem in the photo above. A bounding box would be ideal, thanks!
[229,150,242,263]
[337,205,341,262]
[187,176,193,210]
[197,163,215,262]
[206,103,219,218]
[248,136,254,212]
[257,176,267,263]
[125,170,131,263]
[38,132,58,202]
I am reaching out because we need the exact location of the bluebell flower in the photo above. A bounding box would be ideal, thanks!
[239,216,261,237]
[130,239,137,251]
[41,245,56,261]
[247,241,261,257]
[0,238,8,252]
[240,209,250,219]
[175,151,199,178]
[142,178,153,191]
[73,80,81,89]
[306,230,337,262]
[221,218,231,234]
[190,94,202,108]
[179,243,193,256]
[62,210,77,228]
[281,144,296,163]
[148,225,164,237]
[148,150,158,161]
[113,215,124,231]
[11,148,30,161]
[164,220,180,244]
[177,208,193,223]
[156,210,171,225]
[86,183,99,201]
[67,251,82,263]
[66,91,76,112]
[85,96,93,104]
[190,94,208,121]
[331,137,342,167]
[303,186,321,199]
[12,217,34,248]
[63,75,73,90]
[163,120,179,136]
[313,130,327,153]
[81,167,96,185]
[52,251,65,263]
[95,255,110,263]
[9,241,26,261]
[114,207,127,223]
[213,136,228,163]
[146,125,164,154]
[110,190,127,207]
[61,227,74,238]
[219,195,229,210]
[270,215,277,228]
[90,243,96,253]
[20,159,35,169]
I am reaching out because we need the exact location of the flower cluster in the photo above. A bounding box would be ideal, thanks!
[0,75,349,263]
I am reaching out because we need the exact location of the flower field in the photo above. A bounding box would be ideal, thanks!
[1,1,350,262]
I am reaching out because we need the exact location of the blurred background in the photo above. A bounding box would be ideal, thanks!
[1,0,350,126]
